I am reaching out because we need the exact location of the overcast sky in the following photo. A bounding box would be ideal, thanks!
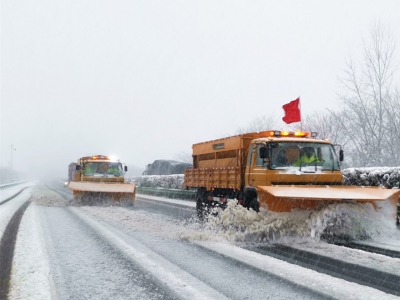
[1,0,400,179]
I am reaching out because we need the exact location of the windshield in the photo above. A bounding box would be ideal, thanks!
[258,142,340,171]
[83,162,124,176]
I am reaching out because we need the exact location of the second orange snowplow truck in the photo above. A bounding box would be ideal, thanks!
[183,130,400,219]
[68,155,136,203]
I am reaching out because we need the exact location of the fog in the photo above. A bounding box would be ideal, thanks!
[1,1,400,181]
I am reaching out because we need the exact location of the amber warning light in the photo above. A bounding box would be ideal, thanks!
[264,131,318,138]
[91,155,110,160]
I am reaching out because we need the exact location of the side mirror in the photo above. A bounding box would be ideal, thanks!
[76,165,81,171]
[259,146,269,159]
[124,166,128,171]
[339,149,344,161]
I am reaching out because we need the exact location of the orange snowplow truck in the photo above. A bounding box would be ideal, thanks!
[68,155,136,203]
[184,130,400,219]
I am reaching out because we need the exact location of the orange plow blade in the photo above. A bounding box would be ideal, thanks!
[69,182,136,202]
[257,185,400,218]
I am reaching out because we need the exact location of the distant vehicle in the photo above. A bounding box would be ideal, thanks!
[68,155,136,203]
[66,162,78,186]
[142,160,192,176]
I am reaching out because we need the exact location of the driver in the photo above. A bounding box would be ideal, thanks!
[292,147,320,166]
[84,163,94,175]
[107,164,120,176]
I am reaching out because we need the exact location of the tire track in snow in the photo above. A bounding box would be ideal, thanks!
[0,187,30,206]
[68,207,229,300]
[0,201,31,299]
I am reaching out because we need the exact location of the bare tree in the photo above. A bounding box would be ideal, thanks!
[235,113,278,134]
[174,151,193,164]
[302,110,350,144]
[337,21,399,167]
[383,88,400,165]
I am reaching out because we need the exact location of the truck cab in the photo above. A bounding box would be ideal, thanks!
[245,135,344,189]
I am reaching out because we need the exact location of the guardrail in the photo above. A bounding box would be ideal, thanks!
[136,187,196,201]
[0,181,29,190]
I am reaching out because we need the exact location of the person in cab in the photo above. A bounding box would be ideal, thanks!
[84,163,94,175]
[107,164,120,176]
[292,147,321,166]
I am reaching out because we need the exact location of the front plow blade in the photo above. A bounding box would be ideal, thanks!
[257,185,400,217]
[69,182,136,202]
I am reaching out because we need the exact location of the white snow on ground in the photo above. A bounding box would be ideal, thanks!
[9,204,54,300]
[196,241,399,300]
[7,183,399,299]
[0,185,35,241]
[356,239,400,252]
[279,239,400,277]
[79,205,212,241]
[5,185,65,300]
[136,193,195,208]
[79,204,400,300]
[0,181,36,202]
[203,199,399,242]
[79,200,400,293]
[70,207,229,300]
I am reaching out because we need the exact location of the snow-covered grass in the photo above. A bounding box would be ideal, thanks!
[343,167,400,188]
[131,174,184,189]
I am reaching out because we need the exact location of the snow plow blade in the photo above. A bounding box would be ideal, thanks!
[257,185,400,218]
[68,182,136,202]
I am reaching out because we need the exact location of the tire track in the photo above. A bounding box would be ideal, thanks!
[252,244,400,297]
[0,201,31,299]
[0,187,30,206]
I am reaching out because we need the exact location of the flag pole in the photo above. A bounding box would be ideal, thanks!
[299,96,302,131]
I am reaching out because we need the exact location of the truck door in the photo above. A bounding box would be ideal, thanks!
[248,144,268,187]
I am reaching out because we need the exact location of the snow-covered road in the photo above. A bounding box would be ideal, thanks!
[1,182,400,299]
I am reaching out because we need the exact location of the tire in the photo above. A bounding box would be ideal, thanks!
[244,190,260,212]
[248,197,260,212]
[196,191,207,220]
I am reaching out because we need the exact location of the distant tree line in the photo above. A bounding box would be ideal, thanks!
[0,167,26,184]
[303,22,400,167]
[237,22,400,168]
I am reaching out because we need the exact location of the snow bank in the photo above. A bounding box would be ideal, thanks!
[199,199,399,243]
[343,167,400,188]
[131,175,184,189]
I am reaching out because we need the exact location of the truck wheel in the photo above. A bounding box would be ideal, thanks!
[244,190,260,212]
[248,197,260,212]
[196,193,206,220]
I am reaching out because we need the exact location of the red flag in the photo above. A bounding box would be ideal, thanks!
[282,98,301,124]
